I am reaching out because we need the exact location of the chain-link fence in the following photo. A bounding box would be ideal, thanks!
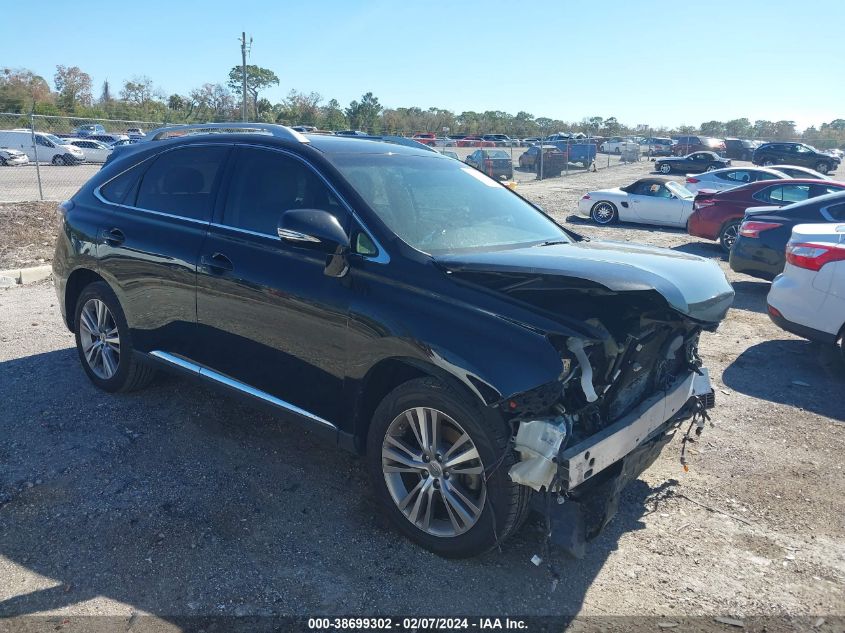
[0,113,162,202]
[2,113,843,202]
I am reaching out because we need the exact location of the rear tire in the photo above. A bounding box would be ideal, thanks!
[366,377,530,558]
[719,220,741,253]
[815,162,830,175]
[0,157,6,166]
[590,201,618,225]
[73,281,156,393]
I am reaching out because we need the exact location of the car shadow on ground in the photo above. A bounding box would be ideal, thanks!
[722,339,845,422]
[727,280,770,315]
[0,348,674,625]
[670,241,725,260]
[565,215,687,236]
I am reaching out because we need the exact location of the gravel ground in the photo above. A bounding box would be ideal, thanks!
[0,162,843,630]
[0,202,60,270]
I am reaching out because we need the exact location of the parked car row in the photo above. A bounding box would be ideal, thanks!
[0,129,86,165]
[577,167,845,365]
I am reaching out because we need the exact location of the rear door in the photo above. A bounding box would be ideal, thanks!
[96,143,231,357]
[193,145,353,425]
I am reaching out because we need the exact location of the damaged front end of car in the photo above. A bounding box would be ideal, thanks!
[438,244,734,556]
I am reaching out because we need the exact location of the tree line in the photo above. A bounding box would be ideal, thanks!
[2,65,844,148]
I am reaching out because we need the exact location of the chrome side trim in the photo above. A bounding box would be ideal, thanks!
[149,350,337,431]
[277,228,321,243]
[93,187,210,226]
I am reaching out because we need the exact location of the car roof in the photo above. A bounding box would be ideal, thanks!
[305,134,438,156]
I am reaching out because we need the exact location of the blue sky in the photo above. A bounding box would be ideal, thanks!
[4,0,843,129]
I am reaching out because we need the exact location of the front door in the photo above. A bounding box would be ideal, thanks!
[193,146,352,425]
[629,181,684,226]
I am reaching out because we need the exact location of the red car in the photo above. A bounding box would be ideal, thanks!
[412,132,436,146]
[456,136,496,148]
[687,179,845,252]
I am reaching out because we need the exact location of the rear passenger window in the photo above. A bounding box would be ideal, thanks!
[135,146,229,221]
[222,147,342,235]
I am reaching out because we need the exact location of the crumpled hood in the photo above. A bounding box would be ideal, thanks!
[437,240,735,324]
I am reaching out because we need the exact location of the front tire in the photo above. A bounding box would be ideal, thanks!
[74,281,156,392]
[719,220,741,253]
[52,155,66,166]
[762,159,775,167]
[815,162,830,175]
[706,164,718,172]
[659,163,672,174]
[590,201,618,224]
[366,377,530,558]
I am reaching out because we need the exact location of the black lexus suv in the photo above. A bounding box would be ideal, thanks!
[752,142,840,175]
[53,123,732,558]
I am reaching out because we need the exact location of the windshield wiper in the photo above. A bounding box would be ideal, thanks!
[537,239,571,247]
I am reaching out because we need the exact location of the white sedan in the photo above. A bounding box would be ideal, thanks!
[683,167,788,194]
[577,177,694,227]
[767,222,845,362]
[63,138,113,163]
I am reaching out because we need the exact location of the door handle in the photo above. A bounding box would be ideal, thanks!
[100,227,125,245]
[200,253,234,273]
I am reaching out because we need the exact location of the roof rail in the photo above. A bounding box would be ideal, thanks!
[144,122,309,144]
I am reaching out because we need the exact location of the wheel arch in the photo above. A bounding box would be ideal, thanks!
[63,267,107,331]
[350,356,495,454]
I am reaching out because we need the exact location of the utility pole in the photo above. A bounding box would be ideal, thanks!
[240,32,252,121]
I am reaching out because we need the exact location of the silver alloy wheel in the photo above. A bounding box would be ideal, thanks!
[722,223,740,250]
[660,163,672,174]
[591,202,616,224]
[382,407,486,538]
[763,160,774,167]
[79,298,120,379]
[816,162,830,174]
[706,164,717,172]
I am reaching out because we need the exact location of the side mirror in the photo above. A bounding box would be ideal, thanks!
[277,208,348,251]
[278,208,350,278]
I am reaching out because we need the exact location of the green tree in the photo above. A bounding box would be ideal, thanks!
[227,65,279,119]
[54,65,93,111]
[321,98,347,130]
[345,92,382,133]
[724,118,751,138]
[0,68,52,112]
[699,120,725,136]
[100,79,113,104]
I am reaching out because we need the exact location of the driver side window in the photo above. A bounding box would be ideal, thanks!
[222,147,342,236]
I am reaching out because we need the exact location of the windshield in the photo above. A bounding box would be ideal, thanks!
[44,134,67,146]
[666,181,693,199]
[331,153,570,254]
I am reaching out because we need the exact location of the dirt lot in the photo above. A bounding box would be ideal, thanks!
[0,160,843,630]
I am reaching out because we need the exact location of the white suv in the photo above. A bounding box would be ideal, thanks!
[767,222,845,361]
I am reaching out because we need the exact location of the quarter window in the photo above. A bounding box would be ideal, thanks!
[135,145,229,221]
[825,203,845,220]
[222,147,342,235]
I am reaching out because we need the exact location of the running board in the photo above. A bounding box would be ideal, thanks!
[148,350,337,432]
